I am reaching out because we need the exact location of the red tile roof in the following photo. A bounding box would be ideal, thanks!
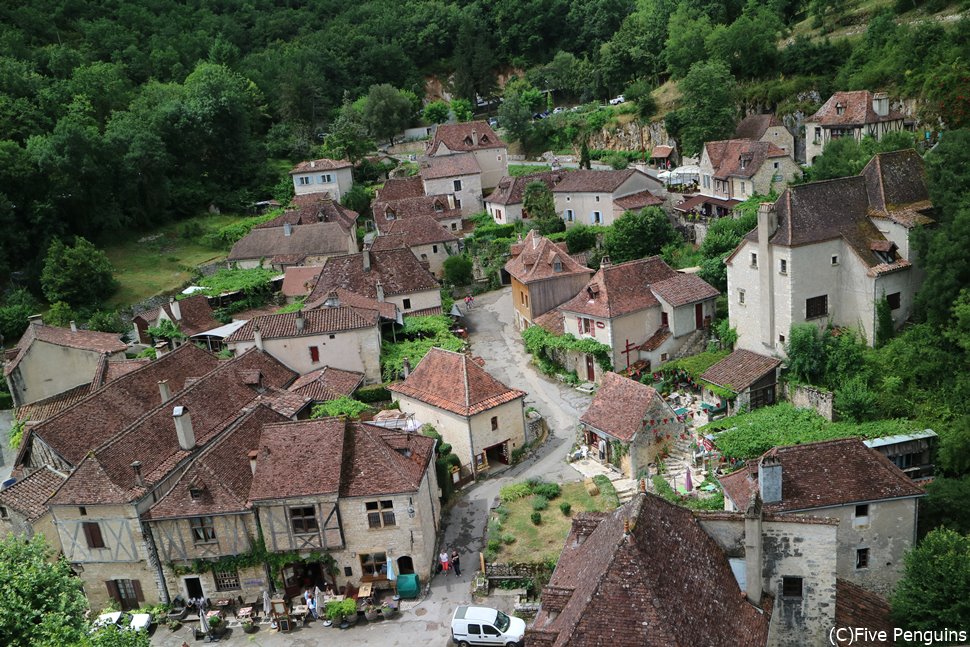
[373,195,462,227]
[98,358,154,384]
[289,158,352,174]
[504,231,592,285]
[15,383,93,423]
[834,579,895,647]
[427,121,505,154]
[4,323,126,377]
[734,114,784,141]
[225,306,379,343]
[0,466,66,521]
[289,366,364,401]
[375,176,426,202]
[389,347,524,417]
[862,149,935,229]
[528,493,771,647]
[281,265,324,299]
[650,145,675,158]
[227,222,353,262]
[258,196,359,233]
[311,288,397,321]
[420,152,481,180]
[552,169,636,193]
[534,309,565,335]
[639,327,671,351]
[485,171,565,206]
[809,91,906,127]
[373,215,459,248]
[580,372,676,442]
[306,248,441,302]
[613,190,663,212]
[650,273,720,308]
[133,296,220,337]
[704,139,789,180]
[700,349,780,393]
[718,438,925,514]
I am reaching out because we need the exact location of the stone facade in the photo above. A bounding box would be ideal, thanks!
[228,326,382,382]
[423,174,483,216]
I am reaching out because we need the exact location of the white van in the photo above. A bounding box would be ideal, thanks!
[451,606,526,647]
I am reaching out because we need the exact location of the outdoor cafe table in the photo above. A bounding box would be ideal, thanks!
[291,604,309,623]
[237,606,253,620]
[358,582,373,598]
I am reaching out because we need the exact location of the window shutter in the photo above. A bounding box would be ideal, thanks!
[133,579,144,602]
[105,580,121,604]
[83,523,93,546]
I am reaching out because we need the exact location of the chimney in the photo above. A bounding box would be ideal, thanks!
[158,380,171,403]
[757,202,777,349]
[362,246,371,272]
[744,493,764,604]
[173,405,195,450]
[253,324,263,351]
[27,314,43,327]
[872,92,889,117]
[69,320,77,333]
[600,256,612,269]
[169,296,181,321]
[295,309,305,332]
[154,341,169,358]
[284,222,293,237]
[402,356,411,378]
[758,453,782,504]
[310,160,316,169]
[131,461,144,487]
[248,449,259,475]
[532,234,539,249]
[375,281,385,303]
[471,129,479,146]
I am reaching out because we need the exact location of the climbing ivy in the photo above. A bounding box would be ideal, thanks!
[167,537,337,588]
[521,326,613,373]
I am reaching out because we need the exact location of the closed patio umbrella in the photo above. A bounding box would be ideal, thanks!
[387,557,396,582]
[684,467,693,492]
[199,609,210,638]
[263,590,271,617]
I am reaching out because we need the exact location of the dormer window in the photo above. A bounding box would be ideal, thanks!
[189,485,203,500]
[481,135,490,144]
[739,157,746,170]
[836,102,845,115]
[434,201,443,212]
[553,259,563,273]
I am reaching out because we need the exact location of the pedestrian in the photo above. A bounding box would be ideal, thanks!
[439,550,450,574]
[451,550,462,577]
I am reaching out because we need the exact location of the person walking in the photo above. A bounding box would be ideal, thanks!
[451,550,461,577]
[439,550,450,574]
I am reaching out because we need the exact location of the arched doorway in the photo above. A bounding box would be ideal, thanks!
[396,555,414,575]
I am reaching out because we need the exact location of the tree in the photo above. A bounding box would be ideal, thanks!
[892,529,970,629]
[311,396,371,419]
[0,288,40,345]
[450,98,473,123]
[0,534,89,647]
[664,4,713,79]
[565,223,598,253]
[665,60,738,156]
[785,324,826,384]
[46,301,75,328]
[87,310,128,334]
[523,181,563,235]
[41,237,118,309]
[802,131,915,183]
[423,100,450,125]
[443,254,474,287]
[603,207,678,264]
[835,376,879,422]
[324,99,374,163]
[579,140,591,169]
[499,79,543,144]
[341,185,371,217]
[920,60,970,130]
[875,294,895,347]
[705,4,782,79]
[938,416,970,477]
[921,476,970,535]
[451,5,497,104]
[362,84,413,145]
[147,319,185,343]
[624,80,657,122]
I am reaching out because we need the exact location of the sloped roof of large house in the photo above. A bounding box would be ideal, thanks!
[651,273,721,307]
[16,344,220,469]
[580,372,674,442]
[257,196,359,233]
[420,152,481,180]
[700,349,781,393]
[534,309,565,335]
[389,347,525,417]
[862,149,935,228]
[528,493,772,647]
[704,139,789,180]
[248,418,435,501]
[718,438,925,514]
[485,171,565,206]
[4,322,126,377]
[373,215,459,249]
[133,295,220,337]
[49,349,297,506]
[552,169,637,193]
[427,120,505,154]
[373,194,463,228]
[0,465,66,522]
[613,190,663,212]
[306,248,440,304]
[288,366,364,402]
[281,265,324,299]
[809,91,905,127]
[734,114,785,141]
[504,230,592,285]
[225,306,379,343]
[834,579,894,647]
[375,176,425,202]
[227,222,351,262]
[289,158,353,174]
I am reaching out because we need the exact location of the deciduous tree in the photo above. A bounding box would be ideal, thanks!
[665,60,738,156]
[422,100,450,125]
[41,237,118,309]
[603,207,678,264]
[892,529,970,629]
[362,84,414,145]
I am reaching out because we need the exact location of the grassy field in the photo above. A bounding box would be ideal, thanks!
[508,164,552,176]
[788,0,965,42]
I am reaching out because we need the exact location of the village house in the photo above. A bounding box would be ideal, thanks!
[648,144,679,170]
[504,230,593,331]
[306,247,443,317]
[389,348,526,479]
[426,121,508,191]
[258,194,360,235]
[805,91,910,165]
[3,317,128,408]
[485,170,564,224]
[552,169,664,227]
[719,438,925,596]
[224,305,382,382]
[287,366,364,403]
[699,349,782,414]
[290,158,354,201]
[0,465,67,545]
[372,215,460,278]
[578,372,683,480]
[420,153,483,215]
[372,194,464,234]
[727,149,933,354]
[132,295,220,346]
[374,176,425,202]
[227,221,358,270]
[735,114,795,158]
[280,265,326,304]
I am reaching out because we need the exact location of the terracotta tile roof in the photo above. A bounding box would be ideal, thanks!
[834,579,895,647]
[133,296,220,337]
[408,305,443,317]
[20,344,220,468]
[485,171,565,206]
[373,195,462,227]
[375,176,425,202]
[700,349,781,393]
[652,273,720,308]
[580,372,675,442]
[225,306,379,343]
[734,114,784,141]
[373,215,460,248]
[314,288,398,320]
[306,248,441,302]
[639,328,671,351]
[145,405,289,519]
[809,91,905,127]
[534,309,565,335]
[227,222,352,262]
[420,152,481,180]
[4,323,126,377]
[718,438,925,514]
[389,347,524,417]
[650,145,675,158]
[705,139,789,180]
[281,265,324,299]
[427,121,505,154]
[613,190,663,212]
[0,466,66,521]
[289,158,352,174]
[862,149,935,229]
[258,196,359,233]
[289,366,364,401]
[552,169,636,193]
[252,387,312,418]
[504,230,592,285]
[341,422,435,498]
[99,358,153,384]
[16,383,93,423]
[528,493,771,647]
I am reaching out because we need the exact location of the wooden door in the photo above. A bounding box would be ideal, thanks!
[695,303,704,329]
[585,355,595,382]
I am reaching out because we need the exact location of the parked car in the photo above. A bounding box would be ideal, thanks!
[488,117,499,128]
[609,95,625,105]
[451,606,526,646]
[552,106,565,114]
[127,613,152,632]
[90,611,123,633]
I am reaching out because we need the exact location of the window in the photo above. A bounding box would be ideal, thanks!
[782,576,803,598]
[344,566,353,577]
[190,516,216,544]
[779,334,785,343]
[309,346,320,363]
[660,353,669,362]
[780,259,787,275]
[856,548,870,569]
[565,209,574,222]
[113,579,140,609]
[360,552,388,576]
[468,624,481,634]
[814,127,822,142]
[403,298,412,310]
[0,506,7,519]
[773,161,780,169]
[553,260,562,272]
[738,289,746,305]
[366,500,396,528]
[750,252,758,268]
[566,196,571,202]
[855,504,869,518]
[453,179,462,191]
[836,103,845,115]
[432,245,438,253]
[740,181,746,193]
[319,174,333,183]
[79,506,87,516]
[329,334,335,340]
[886,292,901,310]
[806,295,828,319]
[580,318,595,336]
[290,506,318,534]
[83,522,105,549]
[189,486,203,500]
[451,223,458,230]
[495,209,502,221]
[592,211,602,224]
[454,198,461,210]
[594,195,600,202]
[213,568,239,591]
[703,175,710,189]
[497,155,502,161]
[298,177,312,186]
[773,174,783,182]
[483,626,501,637]
[831,255,839,265]
[491,416,498,430]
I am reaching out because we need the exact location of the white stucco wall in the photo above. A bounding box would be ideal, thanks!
[389,288,442,315]
[555,192,612,226]
[8,341,118,407]
[228,326,382,382]
[292,167,354,201]
[486,201,523,224]
[471,148,509,191]
[423,175,483,216]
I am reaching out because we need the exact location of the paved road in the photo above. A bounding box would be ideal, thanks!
[151,287,590,647]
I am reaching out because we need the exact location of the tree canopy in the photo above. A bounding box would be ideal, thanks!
[41,237,118,310]
[892,529,970,630]
[603,207,679,264]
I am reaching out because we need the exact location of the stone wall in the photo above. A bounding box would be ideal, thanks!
[587,120,673,155]
[783,383,835,421]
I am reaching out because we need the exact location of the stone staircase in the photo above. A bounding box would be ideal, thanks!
[673,328,709,360]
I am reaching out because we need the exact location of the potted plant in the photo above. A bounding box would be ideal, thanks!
[242,619,257,634]
[340,598,359,626]
[167,619,182,632]
[208,615,225,637]
[380,601,399,619]
[325,599,345,627]
[364,603,380,622]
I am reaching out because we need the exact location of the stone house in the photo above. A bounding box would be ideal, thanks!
[374,176,425,202]
[735,114,795,158]
[0,465,66,546]
[426,121,508,191]
[420,153,483,215]
[227,222,358,270]
[261,195,360,233]
[649,144,678,170]
[371,214,461,278]
[287,366,364,403]
[578,372,682,480]
[505,230,593,331]
[805,91,910,165]
[373,194,464,234]
[290,158,354,201]
[699,349,782,414]
[389,348,526,478]
[552,169,664,227]
[719,438,925,596]
[132,295,220,346]
[485,170,564,224]
[726,149,933,355]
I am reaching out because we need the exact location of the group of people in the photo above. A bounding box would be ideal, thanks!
[439,549,462,576]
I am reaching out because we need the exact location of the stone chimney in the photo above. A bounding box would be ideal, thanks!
[310,160,316,169]
[872,92,889,117]
[173,405,195,451]
[758,453,783,504]
[154,341,169,358]
[131,461,144,487]
[375,281,385,302]
[28,314,43,327]
[757,202,777,349]
[362,246,371,272]
[402,356,411,378]
[295,309,305,333]
[69,320,77,333]
[169,297,181,321]
[284,222,293,237]
[324,291,339,308]
[471,129,479,146]
[158,380,171,403]
[744,493,764,604]
[248,449,259,475]
[600,256,612,269]
[253,324,263,351]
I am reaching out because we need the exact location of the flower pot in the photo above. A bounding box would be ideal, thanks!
[242,623,258,634]
[364,608,380,621]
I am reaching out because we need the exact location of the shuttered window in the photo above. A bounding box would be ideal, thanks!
[83,522,105,549]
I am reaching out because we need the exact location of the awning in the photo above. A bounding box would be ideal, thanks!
[674,195,741,213]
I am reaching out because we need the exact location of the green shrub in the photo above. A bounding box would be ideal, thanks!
[532,496,549,511]
[592,475,620,508]
[559,502,572,516]
[354,384,391,403]
[487,538,502,553]
[495,506,510,522]
[530,512,542,525]
[488,519,503,535]
[501,533,517,545]
[532,481,561,500]
[499,482,532,502]
[483,548,498,563]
